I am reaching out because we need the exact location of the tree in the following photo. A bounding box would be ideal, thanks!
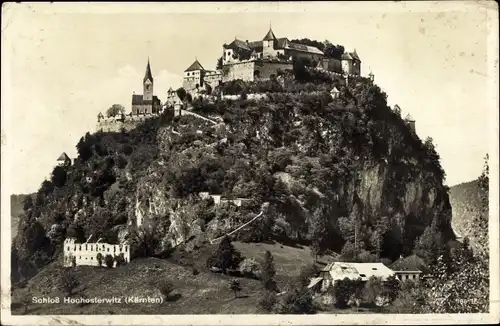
[229,279,242,298]
[332,278,364,308]
[216,56,223,70]
[60,269,79,296]
[310,208,328,262]
[114,253,126,267]
[51,166,67,188]
[261,250,277,291]
[413,218,445,266]
[239,257,261,278]
[106,104,125,118]
[206,235,243,274]
[296,264,319,288]
[176,88,187,101]
[362,276,384,306]
[96,253,103,267]
[104,254,114,268]
[277,288,316,314]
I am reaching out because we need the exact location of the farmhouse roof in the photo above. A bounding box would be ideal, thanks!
[322,262,395,281]
[143,59,153,83]
[185,59,205,72]
[390,254,427,273]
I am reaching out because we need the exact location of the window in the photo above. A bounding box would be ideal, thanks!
[91,257,93,260]
[67,246,70,251]
[372,268,377,270]
[359,274,366,277]
[187,72,190,76]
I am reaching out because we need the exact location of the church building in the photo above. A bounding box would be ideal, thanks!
[131,59,162,115]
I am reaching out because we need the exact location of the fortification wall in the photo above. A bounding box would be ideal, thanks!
[183,75,202,91]
[63,239,130,267]
[222,61,255,83]
[255,61,293,80]
[96,114,161,132]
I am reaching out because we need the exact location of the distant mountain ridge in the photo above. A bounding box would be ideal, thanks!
[449,178,488,255]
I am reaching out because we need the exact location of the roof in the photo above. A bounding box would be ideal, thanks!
[132,94,161,106]
[323,262,395,281]
[185,60,205,72]
[405,114,414,121]
[224,39,253,52]
[307,277,324,289]
[143,59,153,83]
[331,86,340,93]
[263,28,277,41]
[390,255,427,272]
[341,51,361,62]
[286,42,324,55]
[57,152,70,161]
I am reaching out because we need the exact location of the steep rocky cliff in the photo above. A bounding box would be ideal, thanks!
[12,76,453,281]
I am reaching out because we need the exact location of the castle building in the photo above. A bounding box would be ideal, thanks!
[222,27,324,65]
[182,59,222,92]
[131,59,162,115]
[341,50,361,75]
[63,237,130,268]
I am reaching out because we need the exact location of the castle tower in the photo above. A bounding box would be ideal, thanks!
[143,58,154,101]
[262,25,277,58]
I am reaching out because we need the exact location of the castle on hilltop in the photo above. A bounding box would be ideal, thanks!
[182,26,363,91]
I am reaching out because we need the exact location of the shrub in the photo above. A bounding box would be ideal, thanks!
[104,254,114,268]
[96,253,103,266]
[60,269,79,296]
[229,279,242,298]
[114,253,126,267]
[159,280,174,300]
[239,257,261,278]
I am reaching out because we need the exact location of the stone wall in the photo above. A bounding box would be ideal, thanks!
[255,61,293,80]
[96,114,161,132]
[222,61,255,83]
[63,238,130,267]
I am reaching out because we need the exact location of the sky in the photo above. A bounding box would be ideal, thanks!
[1,1,498,195]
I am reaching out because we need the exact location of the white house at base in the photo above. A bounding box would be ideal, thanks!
[309,262,396,292]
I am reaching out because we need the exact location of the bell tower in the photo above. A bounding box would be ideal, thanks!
[143,58,154,101]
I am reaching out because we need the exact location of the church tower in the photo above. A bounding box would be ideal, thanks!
[143,58,154,101]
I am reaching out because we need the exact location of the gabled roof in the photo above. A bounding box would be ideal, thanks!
[322,262,395,281]
[143,59,153,83]
[185,59,205,72]
[263,28,277,41]
[224,39,252,52]
[57,152,70,161]
[132,94,161,105]
[390,255,427,272]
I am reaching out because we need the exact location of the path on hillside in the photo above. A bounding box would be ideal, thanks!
[179,109,218,125]
[209,211,264,245]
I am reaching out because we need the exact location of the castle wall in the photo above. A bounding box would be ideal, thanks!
[204,71,222,89]
[222,61,255,83]
[63,239,130,268]
[254,61,293,80]
[96,114,161,133]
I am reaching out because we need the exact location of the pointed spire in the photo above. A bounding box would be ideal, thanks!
[263,25,277,41]
[143,58,153,84]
